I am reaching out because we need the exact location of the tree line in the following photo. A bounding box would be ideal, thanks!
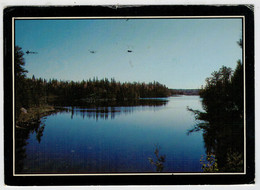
[15,46,172,117]
[26,76,171,102]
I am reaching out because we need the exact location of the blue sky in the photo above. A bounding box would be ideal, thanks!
[15,18,242,89]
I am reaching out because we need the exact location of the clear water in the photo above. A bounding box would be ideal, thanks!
[21,95,205,174]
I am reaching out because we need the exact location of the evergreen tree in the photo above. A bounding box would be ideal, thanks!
[188,39,244,172]
[15,46,28,118]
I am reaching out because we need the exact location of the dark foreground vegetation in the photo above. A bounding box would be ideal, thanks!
[188,40,244,172]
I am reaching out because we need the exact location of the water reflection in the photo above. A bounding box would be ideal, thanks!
[188,108,244,172]
[15,99,168,173]
[61,106,132,120]
[55,99,168,121]
[201,121,243,172]
[51,98,168,107]
[15,120,45,173]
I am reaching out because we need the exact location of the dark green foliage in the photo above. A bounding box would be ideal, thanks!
[200,154,219,172]
[15,46,27,78]
[14,46,172,123]
[15,46,28,119]
[237,39,243,48]
[231,60,244,118]
[28,78,171,103]
[148,144,166,172]
[188,62,244,172]
[188,39,244,172]
[199,66,234,117]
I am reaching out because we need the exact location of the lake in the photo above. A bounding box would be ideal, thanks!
[16,95,206,174]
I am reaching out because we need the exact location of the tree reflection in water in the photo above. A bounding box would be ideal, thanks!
[15,120,45,173]
[57,99,168,121]
[15,99,168,173]
[187,108,244,172]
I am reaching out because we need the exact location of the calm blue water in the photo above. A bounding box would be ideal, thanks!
[22,96,205,173]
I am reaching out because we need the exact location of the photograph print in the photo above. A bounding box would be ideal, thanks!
[4,5,255,185]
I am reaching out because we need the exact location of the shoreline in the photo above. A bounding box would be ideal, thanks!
[16,105,58,128]
[15,95,199,128]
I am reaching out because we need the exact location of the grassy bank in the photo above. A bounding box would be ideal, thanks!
[16,105,57,128]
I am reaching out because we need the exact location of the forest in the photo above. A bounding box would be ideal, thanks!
[188,39,244,172]
[15,46,172,122]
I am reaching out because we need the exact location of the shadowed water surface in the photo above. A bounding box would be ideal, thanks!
[16,96,205,174]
